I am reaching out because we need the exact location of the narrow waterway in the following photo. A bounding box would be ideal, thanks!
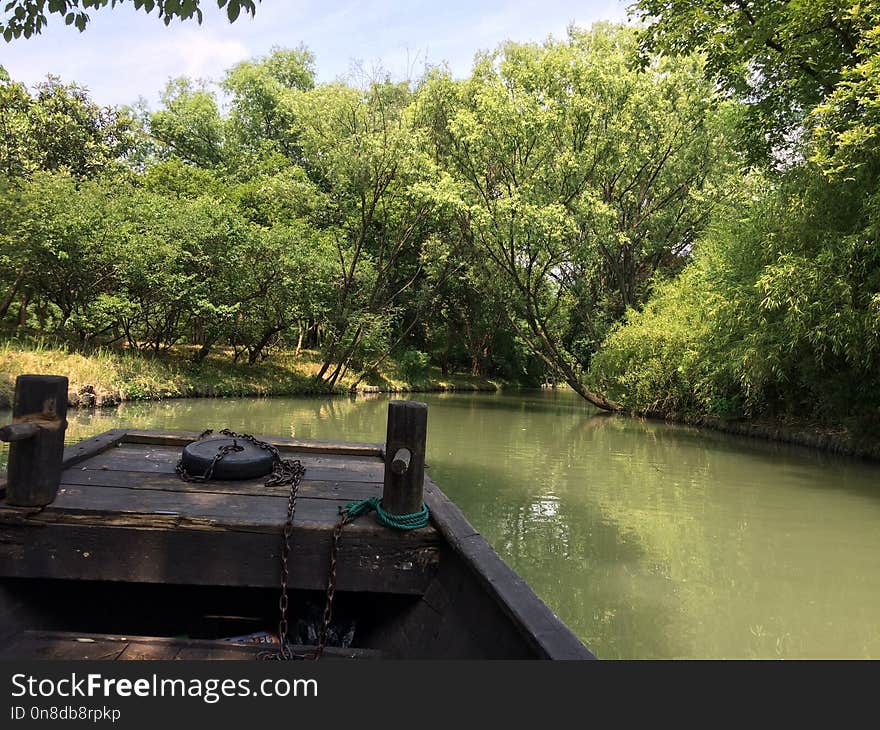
[2,388,879,658]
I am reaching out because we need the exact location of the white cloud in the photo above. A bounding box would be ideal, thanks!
[131,28,249,86]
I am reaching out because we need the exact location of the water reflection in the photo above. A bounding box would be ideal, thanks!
[2,389,879,658]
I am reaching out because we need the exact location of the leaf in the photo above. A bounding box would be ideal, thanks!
[64,11,74,24]
[227,2,240,22]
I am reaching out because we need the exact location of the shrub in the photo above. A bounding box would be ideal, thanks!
[398,349,430,383]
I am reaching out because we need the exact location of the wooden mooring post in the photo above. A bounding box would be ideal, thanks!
[0,374,68,506]
[382,400,427,515]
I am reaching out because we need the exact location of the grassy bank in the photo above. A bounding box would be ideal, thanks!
[0,340,502,409]
[6,339,875,461]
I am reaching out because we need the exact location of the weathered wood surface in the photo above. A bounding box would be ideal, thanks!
[74,445,387,482]
[2,374,69,506]
[0,631,380,660]
[57,470,384,501]
[382,401,427,515]
[0,431,440,594]
[123,429,384,456]
[1,429,128,499]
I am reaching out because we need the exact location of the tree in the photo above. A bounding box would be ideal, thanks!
[595,3,880,424]
[222,46,316,169]
[226,222,335,364]
[1,0,258,41]
[633,0,874,164]
[0,71,33,178]
[0,172,127,340]
[811,3,880,174]
[418,25,734,409]
[149,78,225,168]
[0,73,133,179]
[290,79,446,388]
[590,169,880,422]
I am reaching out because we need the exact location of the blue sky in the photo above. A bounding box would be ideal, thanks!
[0,0,629,108]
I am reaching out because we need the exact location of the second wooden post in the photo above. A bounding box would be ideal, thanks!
[382,400,427,515]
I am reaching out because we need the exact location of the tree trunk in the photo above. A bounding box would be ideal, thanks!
[248,326,283,365]
[326,326,364,388]
[194,334,219,363]
[17,293,28,329]
[294,323,304,358]
[0,267,25,318]
[315,332,338,382]
[509,310,622,412]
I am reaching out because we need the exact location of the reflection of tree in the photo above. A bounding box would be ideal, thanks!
[426,394,880,659]
[532,413,880,658]
[422,394,685,659]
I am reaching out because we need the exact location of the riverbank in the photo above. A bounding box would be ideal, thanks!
[5,341,877,462]
[635,409,880,461]
[0,341,502,409]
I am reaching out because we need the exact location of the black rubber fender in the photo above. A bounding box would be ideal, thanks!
[180,436,274,480]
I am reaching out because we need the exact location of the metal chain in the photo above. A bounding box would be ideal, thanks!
[270,453,306,661]
[313,507,354,659]
[175,429,230,482]
[173,428,306,660]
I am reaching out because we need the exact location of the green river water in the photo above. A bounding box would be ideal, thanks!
[2,388,879,659]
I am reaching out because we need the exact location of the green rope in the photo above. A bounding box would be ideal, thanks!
[343,496,429,530]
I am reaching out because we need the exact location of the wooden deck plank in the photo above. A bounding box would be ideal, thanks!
[116,640,181,660]
[59,469,382,502]
[46,484,346,529]
[61,429,129,469]
[1,484,409,534]
[99,444,384,468]
[74,446,386,483]
[0,520,440,592]
[1,631,381,660]
[0,633,128,660]
[0,427,439,594]
[122,429,384,457]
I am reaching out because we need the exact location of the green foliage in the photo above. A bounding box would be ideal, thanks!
[0,0,258,41]
[633,0,872,164]
[591,1,880,425]
[591,170,880,421]
[7,17,877,428]
[811,3,880,174]
[398,349,429,382]
[590,262,732,415]
[287,78,451,387]
[150,79,224,167]
[0,171,128,339]
[221,46,315,169]
[417,24,735,406]
[0,74,133,178]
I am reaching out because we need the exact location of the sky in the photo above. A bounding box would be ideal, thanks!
[0,0,629,108]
